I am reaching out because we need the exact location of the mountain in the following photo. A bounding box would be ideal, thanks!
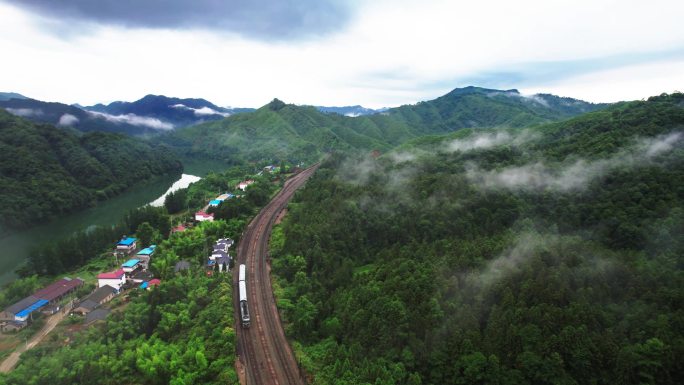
[269,92,684,384]
[315,105,387,116]
[0,94,254,136]
[0,109,182,229]
[0,97,162,136]
[0,92,28,101]
[84,94,255,128]
[384,86,608,134]
[162,86,609,163]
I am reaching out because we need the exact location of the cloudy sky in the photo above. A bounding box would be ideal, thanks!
[1,0,682,108]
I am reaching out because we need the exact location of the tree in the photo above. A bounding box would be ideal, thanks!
[137,222,155,247]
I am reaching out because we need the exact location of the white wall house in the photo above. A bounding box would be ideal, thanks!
[97,269,126,292]
[195,211,214,222]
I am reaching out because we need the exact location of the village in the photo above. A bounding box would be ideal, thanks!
[0,166,281,369]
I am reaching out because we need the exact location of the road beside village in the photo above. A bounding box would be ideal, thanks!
[0,307,69,373]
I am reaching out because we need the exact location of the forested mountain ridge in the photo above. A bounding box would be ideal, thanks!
[0,97,157,136]
[162,87,608,164]
[270,93,684,384]
[84,94,254,128]
[383,86,607,134]
[0,110,182,230]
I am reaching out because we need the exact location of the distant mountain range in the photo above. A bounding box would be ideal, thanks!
[314,105,388,117]
[83,95,254,129]
[0,94,254,136]
[0,87,607,146]
[0,92,28,101]
[0,109,181,229]
[161,86,609,163]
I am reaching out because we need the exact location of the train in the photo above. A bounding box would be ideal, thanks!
[238,264,251,327]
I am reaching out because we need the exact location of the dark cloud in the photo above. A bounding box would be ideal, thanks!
[3,0,352,40]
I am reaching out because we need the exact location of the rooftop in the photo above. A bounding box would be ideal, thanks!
[85,308,110,325]
[209,199,222,206]
[5,296,39,315]
[137,245,156,255]
[16,299,49,318]
[33,277,84,302]
[84,285,117,303]
[121,259,141,268]
[76,299,100,312]
[97,269,125,279]
[148,279,161,286]
[117,237,137,246]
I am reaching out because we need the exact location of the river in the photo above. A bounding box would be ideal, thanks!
[0,157,231,286]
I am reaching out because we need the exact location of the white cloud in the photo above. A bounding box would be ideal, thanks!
[466,132,683,191]
[88,111,174,130]
[0,1,682,108]
[446,130,539,152]
[5,107,43,117]
[170,104,231,117]
[57,113,79,126]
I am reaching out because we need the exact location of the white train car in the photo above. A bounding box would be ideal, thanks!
[238,264,250,327]
[239,264,246,282]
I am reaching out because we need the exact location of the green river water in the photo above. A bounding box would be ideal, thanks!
[0,158,230,286]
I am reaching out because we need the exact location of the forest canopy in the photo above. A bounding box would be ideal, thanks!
[0,110,182,230]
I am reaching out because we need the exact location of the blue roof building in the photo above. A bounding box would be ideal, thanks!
[15,299,49,321]
[122,259,140,268]
[117,237,137,246]
[137,245,156,256]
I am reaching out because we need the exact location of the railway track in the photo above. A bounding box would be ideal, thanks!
[235,165,318,385]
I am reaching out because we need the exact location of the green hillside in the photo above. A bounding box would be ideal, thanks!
[0,110,182,230]
[162,87,607,164]
[270,93,684,384]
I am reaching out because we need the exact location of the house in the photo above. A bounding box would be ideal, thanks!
[237,180,255,191]
[174,260,191,273]
[215,256,231,272]
[72,285,117,315]
[41,305,60,315]
[211,250,228,260]
[136,246,156,269]
[1,277,84,324]
[148,279,161,288]
[171,224,187,233]
[129,270,154,284]
[33,277,84,305]
[1,321,27,332]
[195,211,214,222]
[121,259,142,273]
[116,237,137,255]
[14,299,49,322]
[1,296,40,322]
[97,269,126,292]
[85,308,110,325]
[216,238,234,249]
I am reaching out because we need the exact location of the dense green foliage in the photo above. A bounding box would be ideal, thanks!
[0,222,239,385]
[23,205,171,276]
[161,87,606,164]
[164,188,188,214]
[271,94,684,384]
[0,110,182,230]
[0,98,156,136]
